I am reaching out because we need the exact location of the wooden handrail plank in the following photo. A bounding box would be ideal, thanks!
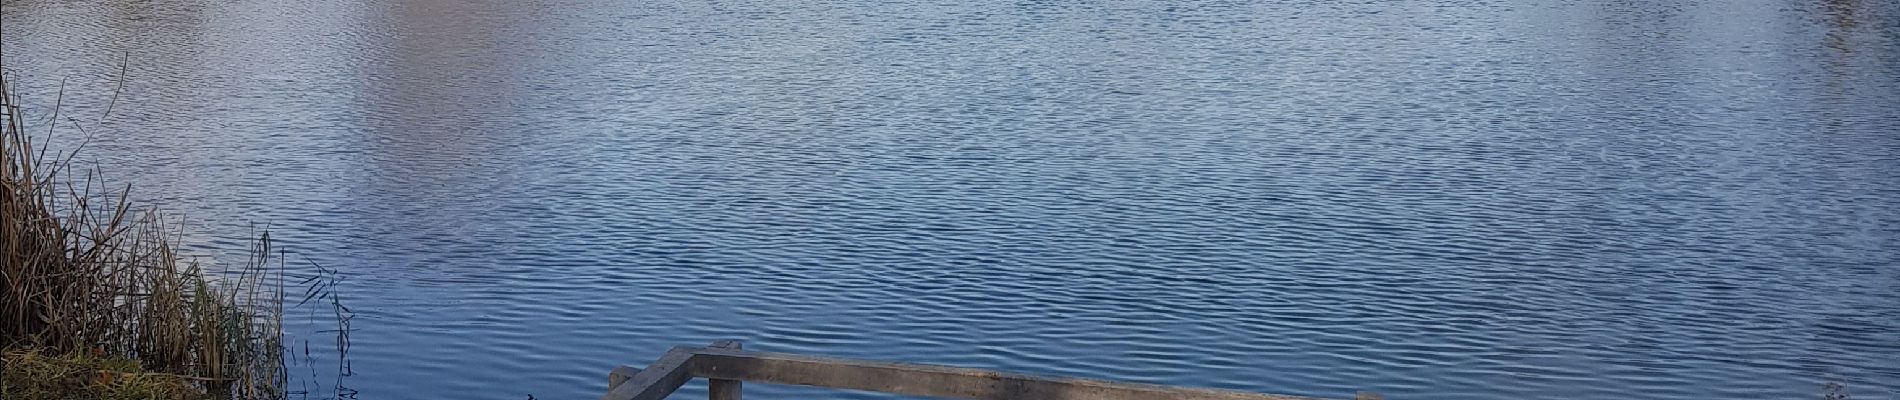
[608,365,643,390]
[601,347,698,400]
[685,347,1329,400]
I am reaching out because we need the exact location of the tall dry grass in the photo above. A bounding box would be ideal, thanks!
[2,73,289,399]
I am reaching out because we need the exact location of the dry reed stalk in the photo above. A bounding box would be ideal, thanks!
[2,72,291,399]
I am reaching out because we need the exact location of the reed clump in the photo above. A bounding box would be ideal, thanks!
[2,74,287,399]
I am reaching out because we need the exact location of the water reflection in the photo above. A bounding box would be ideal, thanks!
[353,0,532,249]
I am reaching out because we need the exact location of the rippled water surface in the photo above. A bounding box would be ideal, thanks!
[6,0,1900,398]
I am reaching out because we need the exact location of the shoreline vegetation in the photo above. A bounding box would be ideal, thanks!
[1,74,336,399]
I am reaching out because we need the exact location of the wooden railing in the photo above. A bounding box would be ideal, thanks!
[603,341,1381,400]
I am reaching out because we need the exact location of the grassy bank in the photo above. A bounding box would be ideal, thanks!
[2,75,294,399]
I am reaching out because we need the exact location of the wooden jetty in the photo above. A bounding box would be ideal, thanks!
[604,340,1381,400]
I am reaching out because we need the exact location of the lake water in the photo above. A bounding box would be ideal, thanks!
[5,0,1898,398]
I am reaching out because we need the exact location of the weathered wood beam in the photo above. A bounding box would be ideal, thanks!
[685,346,1329,400]
[601,347,697,400]
[608,365,643,390]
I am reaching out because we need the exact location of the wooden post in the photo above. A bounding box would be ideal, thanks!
[707,340,743,400]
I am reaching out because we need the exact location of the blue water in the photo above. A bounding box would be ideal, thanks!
[5,0,1898,398]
